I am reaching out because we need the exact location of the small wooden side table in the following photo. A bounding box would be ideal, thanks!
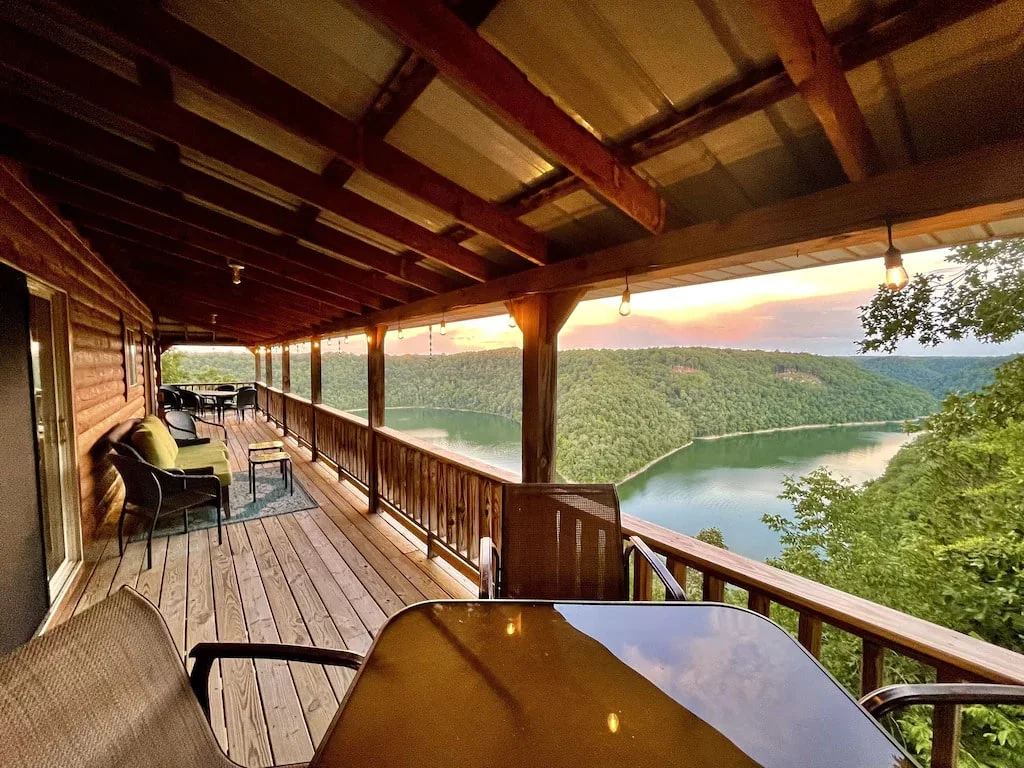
[248,450,292,501]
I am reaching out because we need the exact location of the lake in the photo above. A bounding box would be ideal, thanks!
[382,408,915,562]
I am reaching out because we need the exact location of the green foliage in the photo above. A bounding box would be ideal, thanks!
[849,356,1012,398]
[160,349,253,384]
[861,240,1024,353]
[165,346,937,482]
[766,358,1024,766]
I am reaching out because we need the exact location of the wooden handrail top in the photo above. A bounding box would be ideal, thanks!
[622,515,1024,685]
[282,392,312,404]
[376,425,519,484]
[313,403,369,428]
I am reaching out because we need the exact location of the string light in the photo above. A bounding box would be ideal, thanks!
[229,263,245,285]
[210,313,217,325]
[439,312,447,335]
[312,339,319,349]
[397,323,404,340]
[508,311,517,328]
[883,219,909,291]
[619,275,631,317]
[344,335,349,344]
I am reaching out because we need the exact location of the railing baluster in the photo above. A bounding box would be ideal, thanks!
[666,557,687,599]
[798,613,822,658]
[931,667,962,768]
[860,639,885,696]
[747,590,771,617]
[703,573,725,602]
[632,552,653,601]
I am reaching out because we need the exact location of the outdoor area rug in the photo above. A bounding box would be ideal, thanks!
[130,469,317,540]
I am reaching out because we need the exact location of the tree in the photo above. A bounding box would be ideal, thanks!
[861,240,1024,353]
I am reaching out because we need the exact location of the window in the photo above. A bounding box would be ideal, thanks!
[124,327,139,389]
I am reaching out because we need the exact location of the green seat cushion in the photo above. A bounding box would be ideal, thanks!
[131,415,178,469]
[175,443,232,486]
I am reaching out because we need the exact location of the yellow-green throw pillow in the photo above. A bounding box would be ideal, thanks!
[131,415,178,468]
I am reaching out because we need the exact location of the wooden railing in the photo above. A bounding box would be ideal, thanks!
[623,514,1024,766]
[251,382,1024,762]
[314,405,371,490]
[166,380,255,391]
[283,393,313,447]
[375,426,513,572]
[264,387,284,425]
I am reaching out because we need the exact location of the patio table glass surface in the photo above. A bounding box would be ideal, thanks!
[311,601,915,768]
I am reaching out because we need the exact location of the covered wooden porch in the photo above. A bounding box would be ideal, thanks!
[59,413,472,767]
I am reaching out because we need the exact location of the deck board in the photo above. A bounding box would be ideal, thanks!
[63,413,472,766]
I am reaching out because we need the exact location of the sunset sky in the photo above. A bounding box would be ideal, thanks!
[371,248,1024,358]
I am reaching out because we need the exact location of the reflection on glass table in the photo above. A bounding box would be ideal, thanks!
[311,602,915,768]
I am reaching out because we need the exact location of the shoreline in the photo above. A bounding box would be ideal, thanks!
[614,417,923,485]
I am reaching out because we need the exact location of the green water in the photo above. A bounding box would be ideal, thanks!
[382,408,915,561]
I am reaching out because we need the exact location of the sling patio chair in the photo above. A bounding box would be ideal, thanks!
[479,483,686,601]
[0,588,363,768]
[234,386,258,421]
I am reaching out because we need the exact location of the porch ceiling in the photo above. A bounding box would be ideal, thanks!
[0,0,1022,343]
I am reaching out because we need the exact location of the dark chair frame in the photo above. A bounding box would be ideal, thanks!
[860,683,1024,719]
[234,386,258,421]
[189,642,364,720]
[479,483,685,601]
[109,445,224,568]
[164,409,228,446]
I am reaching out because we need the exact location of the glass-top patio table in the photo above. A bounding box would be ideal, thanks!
[310,601,916,768]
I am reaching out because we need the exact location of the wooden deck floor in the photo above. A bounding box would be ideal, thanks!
[61,414,473,767]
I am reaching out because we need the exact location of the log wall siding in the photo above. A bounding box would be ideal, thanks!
[0,159,153,548]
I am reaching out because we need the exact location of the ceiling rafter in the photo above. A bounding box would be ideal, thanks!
[0,21,502,282]
[750,0,881,181]
[41,0,550,267]
[30,173,373,315]
[442,0,1006,243]
[0,90,457,295]
[350,0,665,234]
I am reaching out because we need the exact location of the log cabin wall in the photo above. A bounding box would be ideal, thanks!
[0,159,153,549]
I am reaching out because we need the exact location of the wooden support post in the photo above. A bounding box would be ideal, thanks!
[798,613,823,658]
[155,340,163,389]
[860,639,885,696]
[264,347,273,421]
[310,336,321,461]
[252,346,261,384]
[367,326,387,513]
[510,289,584,483]
[280,345,290,435]
[931,667,962,768]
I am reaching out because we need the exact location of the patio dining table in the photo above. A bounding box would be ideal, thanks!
[194,389,236,421]
[310,601,916,768]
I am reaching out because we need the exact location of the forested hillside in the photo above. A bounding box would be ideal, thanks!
[848,355,1013,397]
[164,346,936,482]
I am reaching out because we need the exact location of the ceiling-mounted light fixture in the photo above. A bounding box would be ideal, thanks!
[619,275,631,317]
[883,219,909,291]
[229,263,245,285]
[211,313,218,325]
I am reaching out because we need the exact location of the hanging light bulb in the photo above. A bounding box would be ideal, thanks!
[619,275,631,317]
[439,312,447,336]
[312,339,319,349]
[507,311,517,328]
[343,334,349,344]
[883,220,909,291]
[211,313,218,325]
[229,263,245,285]
[397,323,404,340]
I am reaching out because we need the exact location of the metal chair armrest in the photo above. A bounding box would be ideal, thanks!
[627,535,686,601]
[192,415,228,441]
[479,536,498,599]
[859,683,1024,720]
[189,642,364,718]
[174,437,211,447]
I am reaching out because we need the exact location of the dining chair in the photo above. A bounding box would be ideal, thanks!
[480,483,685,601]
[0,588,363,768]
[234,386,257,421]
[178,388,203,415]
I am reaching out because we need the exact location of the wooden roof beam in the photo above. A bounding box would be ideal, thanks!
[750,0,882,182]
[41,0,549,266]
[0,91,458,295]
[23,163,396,311]
[35,177,370,316]
[78,224,359,316]
[0,22,501,281]
[350,0,665,234]
[287,136,1024,341]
